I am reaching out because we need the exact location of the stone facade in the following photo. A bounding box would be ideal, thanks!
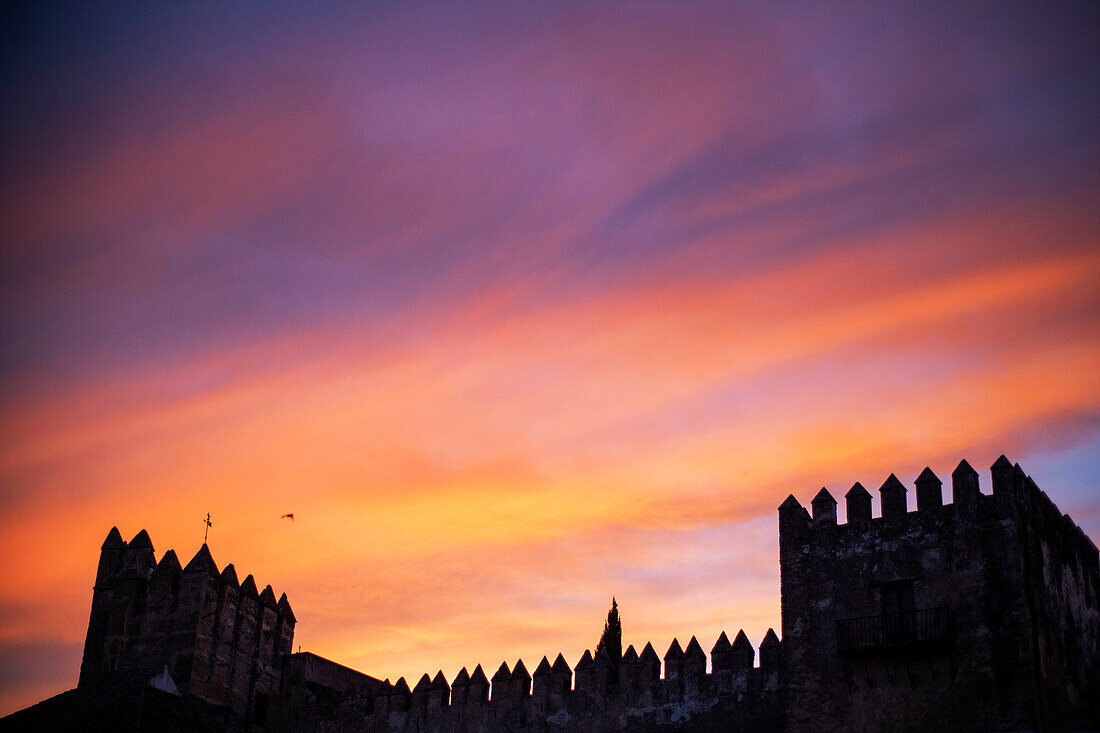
[24,454,1099,731]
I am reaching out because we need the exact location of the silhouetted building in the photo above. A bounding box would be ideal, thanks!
[3,455,1098,732]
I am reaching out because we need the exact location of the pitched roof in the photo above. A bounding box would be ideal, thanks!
[812,487,836,505]
[991,455,1013,470]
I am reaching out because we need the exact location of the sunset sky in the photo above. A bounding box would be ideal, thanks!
[2,0,1099,716]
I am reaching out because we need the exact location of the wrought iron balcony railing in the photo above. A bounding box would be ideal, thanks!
[836,607,954,655]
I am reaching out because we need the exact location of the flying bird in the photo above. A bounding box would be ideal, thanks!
[281,513,294,521]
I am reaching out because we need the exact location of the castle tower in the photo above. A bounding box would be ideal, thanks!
[780,458,1100,732]
[74,529,295,724]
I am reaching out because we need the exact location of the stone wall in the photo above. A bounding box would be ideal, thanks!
[268,633,784,733]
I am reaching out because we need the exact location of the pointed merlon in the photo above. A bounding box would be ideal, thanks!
[760,628,781,647]
[413,674,431,693]
[623,645,639,662]
[711,631,731,653]
[593,648,612,667]
[951,459,981,507]
[512,660,530,681]
[533,657,552,676]
[183,544,219,576]
[239,574,259,599]
[430,671,449,690]
[470,665,489,686]
[220,563,239,588]
[552,653,571,674]
[128,530,153,550]
[811,487,838,524]
[576,650,593,669]
[492,662,511,682]
[915,467,943,510]
[845,482,873,524]
[731,630,752,650]
[453,667,470,685]
[684,636,705,660]
[879,474,908,519]
[102,527,125,550]
[152,550,181,577]
[991,455,1014,471]
[640,642,660,663]
[664,638,684,660]
[393,677,411,695]
[259,585,278,609]
[277,592,296,622]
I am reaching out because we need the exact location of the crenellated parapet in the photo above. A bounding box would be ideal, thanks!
[777,456,1099,572]
[296,628,785,733]
[780,455,1100,733]
[77,529,295,725]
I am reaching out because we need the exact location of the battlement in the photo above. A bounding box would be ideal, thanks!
[283,628,785,732]
[54,453,1098,732]
[79,529,295,723]
[780,455,1100,732]
[778,456,1100,572]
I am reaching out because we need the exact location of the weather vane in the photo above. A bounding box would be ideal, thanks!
[203,513,212,544]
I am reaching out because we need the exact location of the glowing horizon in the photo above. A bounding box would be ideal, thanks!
[1,0,1098,716]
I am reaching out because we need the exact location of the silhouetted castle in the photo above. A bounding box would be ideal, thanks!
[4,456,1099,732]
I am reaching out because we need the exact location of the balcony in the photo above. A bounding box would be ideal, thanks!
[836,607,954,655]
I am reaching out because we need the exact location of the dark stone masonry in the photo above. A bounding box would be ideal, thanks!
[4,455,1098,732]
